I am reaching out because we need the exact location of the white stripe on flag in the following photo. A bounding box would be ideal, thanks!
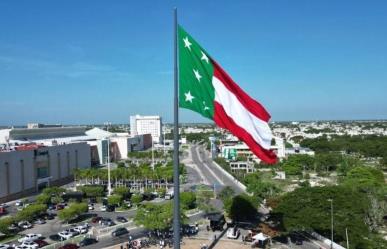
[212,76,272,150]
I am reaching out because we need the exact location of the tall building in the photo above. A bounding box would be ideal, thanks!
[130,115,162,144]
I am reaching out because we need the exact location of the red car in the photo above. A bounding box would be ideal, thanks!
[58,243,79,249]
[91,216,102,223]
[34,239,49,248]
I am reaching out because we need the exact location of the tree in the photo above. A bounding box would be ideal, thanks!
[134,203,187,230]
[15,204,47,222]
[247,181,280,200]
[196,185,214,212]
[342,166,385,189]
[42,186,65,196]
[78,185,105,198]
[36,193,51,205]
[0,217,15,235]
[180,192,196,210]
[273,186,371,248]
[218,186,235,203]
[113,186,130,198]
[228,194,259,222]
[130,194,143,207]
[58,202,88,223]
[108,194,123,206]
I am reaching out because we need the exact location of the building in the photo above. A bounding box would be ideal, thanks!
[0,142,90,203]
[130,115,162,144]
[230,161,256,173]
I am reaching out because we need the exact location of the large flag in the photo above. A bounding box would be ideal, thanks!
[178,26,277,164]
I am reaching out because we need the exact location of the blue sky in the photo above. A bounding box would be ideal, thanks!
[0,0,386,125]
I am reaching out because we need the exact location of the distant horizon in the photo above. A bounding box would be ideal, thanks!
[1,118,387,128]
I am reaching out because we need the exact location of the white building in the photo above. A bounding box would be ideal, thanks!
[130,115,162,144]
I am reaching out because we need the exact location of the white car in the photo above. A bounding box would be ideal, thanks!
[58,231,73,240]
[100,205,107,211]
[18,233,42,243]
[88,204,94,210]
[18,221,32,229]
[14,246,29,249]
[226,226,240,239]
[21,241,39,249]
[74,225,88,234]
[15,201,23,207]
[0,244,10,249]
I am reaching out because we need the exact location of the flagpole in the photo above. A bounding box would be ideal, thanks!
[173,7,181,249]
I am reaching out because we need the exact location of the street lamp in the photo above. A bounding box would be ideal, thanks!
[105,122,112,196]
[328,199,334,249]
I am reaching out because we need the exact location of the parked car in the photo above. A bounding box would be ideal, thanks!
[58,231,73,240]
[78,238,98,247]
[44,213,56,220]
[21,240,39,249]
[99,218,114,227]
[88,204,94,210]
[33,239,49,248]
[116,216,128,223]
[91,216,102,223]
[0,244,11,249]
[18,221,33,229]
[73,225,88,234]
[99,205,107,211]
[18,233,42,243]
[15,201,24,207]
[226,226,240,239]
[49,234,65,242]
[34,219,46,225]
[66,228,80,237]
[57,244,79,249]
[106,205,115,212]
[14,246,30,249]
[111,227,129,237]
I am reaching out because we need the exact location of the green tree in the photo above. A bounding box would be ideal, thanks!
[78,185,105,197]
[180,192,196,210]
[36,193,51,205]
[342,166,385,189]
[58,202,88,223]
[15,204,47,222]
[273,186,371,248]
[113,186,130,198]
[134,203,187,230]
[228,194,259,222]
[108,194,123,206]
[218,186,235,203]
[42,186,65,196]
[130,194,143,206]
[0,217,15,235]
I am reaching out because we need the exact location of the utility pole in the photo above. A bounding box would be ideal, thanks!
[106,122,112,196]
[328,199,334,249]
[151,138,155,171]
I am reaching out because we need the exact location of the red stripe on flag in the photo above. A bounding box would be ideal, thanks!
[211,59,271,122]
[213,101,277,164]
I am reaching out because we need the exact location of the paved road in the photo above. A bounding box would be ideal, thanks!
[190,144,245,194]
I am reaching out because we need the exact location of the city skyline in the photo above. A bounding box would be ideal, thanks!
[1,0,387,125]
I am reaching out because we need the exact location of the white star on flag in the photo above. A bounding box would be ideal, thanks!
[184,91,194,103]
[193,69,202,82]
[203,101,210,111]
[183,37,192,50]
[201,51,209,64]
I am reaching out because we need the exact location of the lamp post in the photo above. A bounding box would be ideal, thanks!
[328,199,334,249]
[105,122,112,196]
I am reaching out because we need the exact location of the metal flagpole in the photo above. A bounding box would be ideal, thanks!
[173,7,181,249]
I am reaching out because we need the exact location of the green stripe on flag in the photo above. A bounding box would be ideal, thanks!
[178,25,215,120]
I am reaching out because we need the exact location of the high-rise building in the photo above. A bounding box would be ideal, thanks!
[130,115,162,143]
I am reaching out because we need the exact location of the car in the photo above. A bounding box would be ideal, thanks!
[88,204,94,210]
[57,244,79,249]
[66,228,80,236]
[58,231,73,240]
[99,205,107,211]
[18,233,42,243]
[116,216,128,223]
[226,225,240,239]
[15,201,24,207]
[73,225,88,234]
[18,221,33,229]
[14,246,30,249]
[33,239,49,248]
[91,216,102,223]
[78,238,98,247]
[99,218,114,227]
[34,219,46,225]
[106,205,115,212]
[56,204,65,210]
[0,244,11,249]
[44,213,56,220]
[21,241,39,249]
[49,234,65,242]
[111,227,129,237]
